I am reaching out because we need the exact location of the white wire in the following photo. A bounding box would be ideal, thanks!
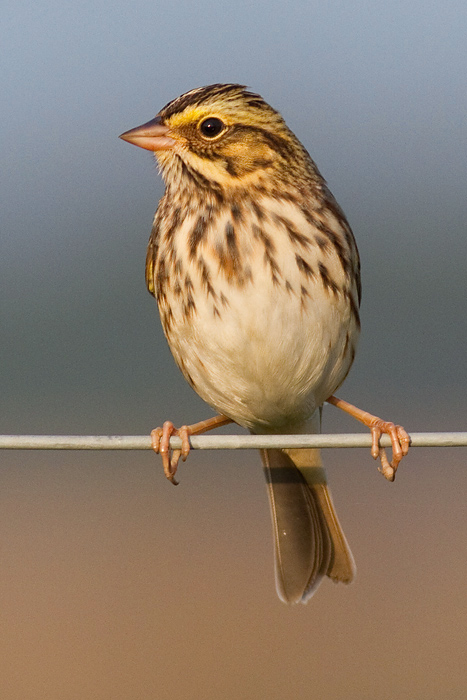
[0,433,466,450]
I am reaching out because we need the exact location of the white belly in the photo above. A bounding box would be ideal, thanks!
[157,199,359,431]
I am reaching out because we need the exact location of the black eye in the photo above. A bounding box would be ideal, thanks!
[199,117,225,138]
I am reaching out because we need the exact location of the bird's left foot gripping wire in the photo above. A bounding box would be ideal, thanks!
[326,395,410,481]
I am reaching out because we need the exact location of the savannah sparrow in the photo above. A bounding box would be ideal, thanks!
[120,84,409,603]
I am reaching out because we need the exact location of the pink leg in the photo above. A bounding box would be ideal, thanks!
[326,395,410,481]
[151,415,233,485]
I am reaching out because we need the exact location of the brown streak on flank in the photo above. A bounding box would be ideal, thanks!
[264,250,281,285]
[318,198,361,283]
[205,203,219,219]
[315,221,352,280]
[231,204,243,222]
[345,289,361,329]
[342,331,351,359]
[343,226,357,253]
[166,242,176,265]
[300,284,310,308]
[309,213,352,279]
[274,214,311,249]
[343,288,361,328]
[189,215,208,259]
[315,235,329,251]
[301,206,349,264]
[171,256,181,275]
[318,261,340,296]
[163,306,174,333]
[285,280,294,294]
[146,215,164,297]
[226,222,238,256]
[216,222,244,283]
[215,241,228,271]
[165,206,181,240]
[339,253,351,278]
[324,228,351,278]
[252,224,275,252]
[156,257,168,292]
[184,370,195,388]
[295,254,315,278]
[183,292,196,319]
[301,206,321,230]
[251,201,265,221]
[198,256,217,299]
[220,292,230,307]
[355,261,362,304]
[226,222,240,273]
[251,223,281,284]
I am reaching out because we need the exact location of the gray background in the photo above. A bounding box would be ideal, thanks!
[1,1,466,698]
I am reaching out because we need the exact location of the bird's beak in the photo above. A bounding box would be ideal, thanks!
[119,116,176,152]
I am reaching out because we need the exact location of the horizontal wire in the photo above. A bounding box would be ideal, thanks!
[0,433,466,450]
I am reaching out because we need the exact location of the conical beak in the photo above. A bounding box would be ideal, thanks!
[119,116,176,152]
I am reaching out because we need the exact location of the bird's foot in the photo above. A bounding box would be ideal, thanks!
[151,421,190,485]
[368,420,410,481]
[151,414,233,485]
[327,395,410,481]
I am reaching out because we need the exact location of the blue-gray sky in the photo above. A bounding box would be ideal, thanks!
[2,0,466,433]
[1,2,466,697]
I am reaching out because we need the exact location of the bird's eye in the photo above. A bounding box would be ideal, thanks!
[199,117,225,138]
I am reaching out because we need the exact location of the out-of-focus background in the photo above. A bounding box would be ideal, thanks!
[1,1,466,698]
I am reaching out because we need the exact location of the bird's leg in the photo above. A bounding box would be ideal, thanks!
[151,414,233,485]
[326,395,410,481]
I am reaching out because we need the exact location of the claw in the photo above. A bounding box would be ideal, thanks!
[151,420,191,485]
[371,422,410,481]
[150,414,233,485]
[371,421,410,481]
[327,395,410,481]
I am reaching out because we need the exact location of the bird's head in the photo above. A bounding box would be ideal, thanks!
[120,84,317,193]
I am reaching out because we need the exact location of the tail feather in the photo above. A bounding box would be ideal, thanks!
[260,414,355,603]
[261,448,331,602]
[311,481,356,584]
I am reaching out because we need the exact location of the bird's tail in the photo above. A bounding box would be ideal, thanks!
[260,412,355,603]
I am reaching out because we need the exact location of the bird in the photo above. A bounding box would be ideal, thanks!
[120,84,410,603]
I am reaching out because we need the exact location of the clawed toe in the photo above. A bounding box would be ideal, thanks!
[327,395,410,482]
[150,414,232,486]
[370,421,410,481]
[151,420,191,485]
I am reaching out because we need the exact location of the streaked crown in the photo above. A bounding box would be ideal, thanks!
[153,84,321,190]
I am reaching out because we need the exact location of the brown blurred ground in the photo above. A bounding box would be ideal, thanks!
[0,444,465,700]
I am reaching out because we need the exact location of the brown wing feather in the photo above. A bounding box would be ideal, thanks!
[145,220,160,297]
